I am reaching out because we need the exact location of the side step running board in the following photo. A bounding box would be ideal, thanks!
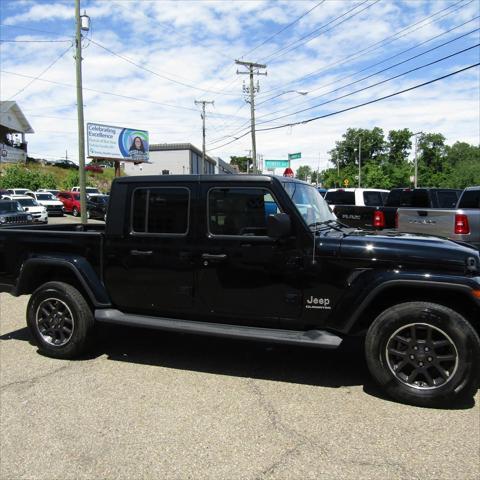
[95,309,343,349]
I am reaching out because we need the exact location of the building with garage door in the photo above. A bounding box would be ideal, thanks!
[124,143,217,176]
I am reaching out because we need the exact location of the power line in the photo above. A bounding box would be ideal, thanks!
[0,39,71,43]
[241,1,326,58]
[260,0,473,97]
[254,30,480,121]
[89,38,239,96]
[0,70,201,112]
[256,17,480,110]
[210,59,480,150]
[257,63,480,132]
[5,44,73,100]
[261,0,379,63]
[208,5,478,141]
[255,44,480,125]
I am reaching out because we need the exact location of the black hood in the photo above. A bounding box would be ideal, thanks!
[334,230,480,274]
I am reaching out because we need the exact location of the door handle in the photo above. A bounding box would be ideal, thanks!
[130,249,153,256]
[201,253,227,261]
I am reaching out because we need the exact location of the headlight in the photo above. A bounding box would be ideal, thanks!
[0,217,6,224]
[27,215,33,221]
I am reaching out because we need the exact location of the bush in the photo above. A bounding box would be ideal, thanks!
[0,164,57,191]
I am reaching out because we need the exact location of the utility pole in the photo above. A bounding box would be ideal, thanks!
[194,100,214,175]
[74,1,89,225]
[358,136,362,188]
[412,131,422,188]
[235,60,267,174]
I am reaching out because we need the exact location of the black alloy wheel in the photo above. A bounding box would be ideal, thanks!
[386,323,458,390]
[365,301,480,407]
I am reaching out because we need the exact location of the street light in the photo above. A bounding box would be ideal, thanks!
[257,89,309,106]
[412,131,423,188]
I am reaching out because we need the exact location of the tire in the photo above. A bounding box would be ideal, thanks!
[365,301,480,408]
[72,207,79,217]
[27,281,94,359]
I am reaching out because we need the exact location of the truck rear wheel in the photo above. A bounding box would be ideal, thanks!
[27,281,94,359]
[365,301,480,407]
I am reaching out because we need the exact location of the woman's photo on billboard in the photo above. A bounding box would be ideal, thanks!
[129,136,145,153]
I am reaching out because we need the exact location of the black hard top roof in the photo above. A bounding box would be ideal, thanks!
[114,174,309,185]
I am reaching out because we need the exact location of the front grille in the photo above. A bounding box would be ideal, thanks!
[46,205,63,213]
[1,215,29,224]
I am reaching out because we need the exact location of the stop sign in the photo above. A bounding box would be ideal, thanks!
[283,167,294,177]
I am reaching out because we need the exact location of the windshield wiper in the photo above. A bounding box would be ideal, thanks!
[308,219,347,232]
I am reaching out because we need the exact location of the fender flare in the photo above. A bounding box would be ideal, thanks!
[342,279,477,333]
[15,255,111,308]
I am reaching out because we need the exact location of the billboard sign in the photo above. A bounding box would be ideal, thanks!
[87,123,149,162]
[264,159,290,169]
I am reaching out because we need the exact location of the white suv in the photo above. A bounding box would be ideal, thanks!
[27,192,64,216]
[2,195,48,223]
[71,187,101,195]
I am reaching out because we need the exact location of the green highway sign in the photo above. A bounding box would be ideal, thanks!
[265,159,290,169]
[288,152,301,160]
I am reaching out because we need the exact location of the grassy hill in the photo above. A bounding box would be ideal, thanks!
[0,161,119,193]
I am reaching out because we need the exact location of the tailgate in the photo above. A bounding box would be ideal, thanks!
[397,208,455,236]
[333,206,377,229]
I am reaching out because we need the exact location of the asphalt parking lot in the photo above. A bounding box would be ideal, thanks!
[0,293,479,480]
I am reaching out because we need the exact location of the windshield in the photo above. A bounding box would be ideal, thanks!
[0,201,24,213]
[17,198,38,207]
[86,188,100,194]
[36,193,55,200]
[282,182,335,228]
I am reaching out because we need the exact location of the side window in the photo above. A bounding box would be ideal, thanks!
[459,190,480,208]
[131,187,189,235]
[209,188,280,237]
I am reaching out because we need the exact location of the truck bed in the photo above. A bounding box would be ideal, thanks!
[0,223,104,290]
[397,208,480,250]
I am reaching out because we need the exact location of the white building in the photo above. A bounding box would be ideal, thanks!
[124,143,217,176]
[0,101,34,163]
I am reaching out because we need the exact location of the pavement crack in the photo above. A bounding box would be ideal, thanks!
[247,378,325,480]
[0,363,72,392]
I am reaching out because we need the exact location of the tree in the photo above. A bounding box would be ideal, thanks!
[329,127,386,169]
[296,165,312,181]
[387,128,412,164]
[229,156,252,173]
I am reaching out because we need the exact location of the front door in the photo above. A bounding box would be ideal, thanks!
[103,184,196,316]
[197,184,303,326]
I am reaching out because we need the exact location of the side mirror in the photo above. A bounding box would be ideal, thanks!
[267,213,291,239]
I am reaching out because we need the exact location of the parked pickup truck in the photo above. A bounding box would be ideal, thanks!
[325,188,389,230]
[0,175,479,407]
[332,187,462,230]
[398,186,480,250]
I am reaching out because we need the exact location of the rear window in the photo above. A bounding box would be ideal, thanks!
[436,190,460,208]
[131,187,189,235]
[385,189,429,208]
[458,190,480,208]
[324,190,355,205]
[363,191,386,206]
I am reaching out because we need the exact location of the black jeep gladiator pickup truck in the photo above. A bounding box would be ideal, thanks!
[0,175,479,407]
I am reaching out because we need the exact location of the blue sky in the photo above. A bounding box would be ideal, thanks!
[0,0,479,173]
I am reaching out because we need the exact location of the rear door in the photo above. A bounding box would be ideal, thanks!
[196,183,304,326]
[103,183,196,316]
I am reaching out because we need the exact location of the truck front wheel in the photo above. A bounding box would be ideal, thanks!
[365,301,480,407]
[27,281,94,359]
